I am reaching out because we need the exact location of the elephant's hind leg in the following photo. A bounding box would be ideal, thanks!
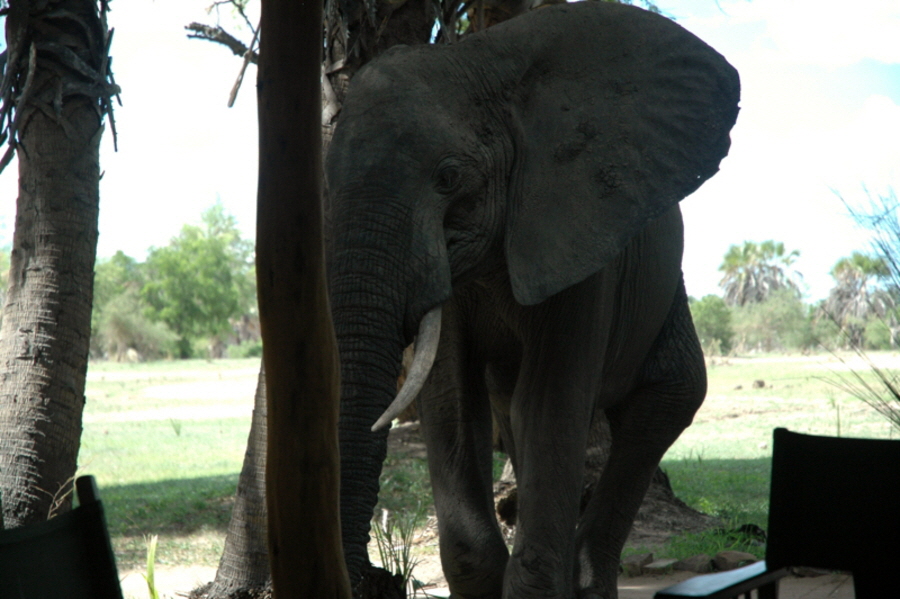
[574,283,706,599]
[419,297,508,599]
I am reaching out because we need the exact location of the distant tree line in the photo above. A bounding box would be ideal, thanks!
[90,202,259,360]
[692,230,899,355]
[7,203,898,362]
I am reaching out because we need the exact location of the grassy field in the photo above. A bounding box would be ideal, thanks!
[80,359,258,569]
[78,353,898,571]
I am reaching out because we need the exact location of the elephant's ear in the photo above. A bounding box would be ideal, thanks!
[504,4,740,306]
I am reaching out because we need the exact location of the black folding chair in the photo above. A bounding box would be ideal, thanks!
[0,475,124,599]
[655,427,900,599]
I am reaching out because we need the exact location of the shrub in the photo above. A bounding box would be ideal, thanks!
[689,295,734,355]
[96,289,178,360]
[227,340,263,358]
[864,317,895,350]
[730,289,811,352]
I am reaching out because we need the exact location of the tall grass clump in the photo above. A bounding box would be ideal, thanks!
[822,188,900,433]
[371,506,425,597]
[143,534,160,599]
[664,526,766,560]
[826,349,900,434]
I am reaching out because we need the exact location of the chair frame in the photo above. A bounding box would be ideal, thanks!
[0,474,123,599]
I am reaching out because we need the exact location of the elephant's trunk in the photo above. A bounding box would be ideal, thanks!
[327,199,413,580]
[327,190,451,585]
[331,286,403,586]
[371,305,442,431]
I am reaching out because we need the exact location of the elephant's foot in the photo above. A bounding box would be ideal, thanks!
[442,541,506,599]
[449,592,503,599]
[578,588,614,599]
[502,543,572,599]
[446,576,504,599]
[574,539,620,599]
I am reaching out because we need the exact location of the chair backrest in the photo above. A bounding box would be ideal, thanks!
[0,475,123,599]
[766,427,900,575]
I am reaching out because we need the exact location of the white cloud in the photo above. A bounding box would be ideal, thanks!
[680,90,899,301]
[820,95,900,190]
[718,0,900,67]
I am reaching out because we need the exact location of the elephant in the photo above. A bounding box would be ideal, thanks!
[325,3,740,598]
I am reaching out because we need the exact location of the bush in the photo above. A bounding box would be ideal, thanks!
[731,289,811,352]
[805,308,843,350]
[96,289,178,360]
[864,318,895,350]
[689,295,734,355]
[226,340,263,358]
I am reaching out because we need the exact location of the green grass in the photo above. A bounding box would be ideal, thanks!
[80,358,259,569]
[662,457,771,527]
[378,455,433,515]
[75,352,899,571]
[649,352,898,559]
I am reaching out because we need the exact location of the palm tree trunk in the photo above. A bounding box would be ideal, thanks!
[0,0,114,528]
[204,364,270,597]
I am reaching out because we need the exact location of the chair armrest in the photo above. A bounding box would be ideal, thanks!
[655,561,789,599]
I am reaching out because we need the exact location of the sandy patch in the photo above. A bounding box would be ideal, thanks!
[718,351,900,372]
[85,373,258,423]
[87,366,260,383]
[140,380,257,402]
[120,565,216,599]
[84,404,252,423]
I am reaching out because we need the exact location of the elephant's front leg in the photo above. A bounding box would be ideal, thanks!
[503,293,599,599]
[575,287,706,599]
[419,299,508,599]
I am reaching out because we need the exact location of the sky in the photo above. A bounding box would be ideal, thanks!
[0,0,897,301]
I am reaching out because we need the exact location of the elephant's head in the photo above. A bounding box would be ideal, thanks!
[325,2,739,584]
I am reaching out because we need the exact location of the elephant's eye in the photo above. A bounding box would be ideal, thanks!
[434,164,461,195]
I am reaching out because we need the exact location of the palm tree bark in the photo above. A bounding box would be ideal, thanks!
[205,364,270,596]
[0,0,115,529]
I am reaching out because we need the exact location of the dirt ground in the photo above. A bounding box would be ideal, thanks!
[116,372,862,599]
[119,564,855,599]
[385,421,718,551]
[121,424,853,599]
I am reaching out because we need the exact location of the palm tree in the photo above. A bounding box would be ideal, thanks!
[718,240,801,307]
[824,253,894,347]
[0,0,117,528]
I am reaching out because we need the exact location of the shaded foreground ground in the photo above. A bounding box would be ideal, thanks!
[95,353,895,598]
[119,565,855,599]
[117,417,855,599]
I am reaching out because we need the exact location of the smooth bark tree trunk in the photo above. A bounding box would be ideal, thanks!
[0,0,113,529]
[256,0,351,597]
[204,3,433,595]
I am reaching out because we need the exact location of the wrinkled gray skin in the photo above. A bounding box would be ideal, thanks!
[325,3,740,598]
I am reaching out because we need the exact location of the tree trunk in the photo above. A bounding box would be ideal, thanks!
[204,2,433,596]
[0,0,113,529]
[204,364,270,597]
[256,0,351,596]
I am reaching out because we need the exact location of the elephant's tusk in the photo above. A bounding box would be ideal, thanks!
[371,306,442,432]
